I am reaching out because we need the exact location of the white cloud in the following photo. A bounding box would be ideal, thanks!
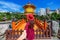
[0,1,22,12]
[0,8,9,12]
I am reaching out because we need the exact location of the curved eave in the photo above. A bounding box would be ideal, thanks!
[23,5,36,9]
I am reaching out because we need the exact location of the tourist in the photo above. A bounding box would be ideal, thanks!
[25,14,34,40]
[17,14,35,40]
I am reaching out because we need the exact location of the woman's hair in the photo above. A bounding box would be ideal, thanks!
[28,20,34,29]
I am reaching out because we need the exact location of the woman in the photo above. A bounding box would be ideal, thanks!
[25,14,35,40]
[17,14,35,40]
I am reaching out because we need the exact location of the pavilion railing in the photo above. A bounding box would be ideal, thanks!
[6,27,51,40]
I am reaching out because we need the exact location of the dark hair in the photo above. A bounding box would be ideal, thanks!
[28,20,34,29]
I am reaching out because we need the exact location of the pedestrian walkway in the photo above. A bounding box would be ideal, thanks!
[34,37,59,40]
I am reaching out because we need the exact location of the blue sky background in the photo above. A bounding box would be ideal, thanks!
[0,0,60,13]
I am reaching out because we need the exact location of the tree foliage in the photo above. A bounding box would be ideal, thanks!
[0,12,60,21]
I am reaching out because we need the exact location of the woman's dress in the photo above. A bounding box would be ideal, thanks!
[25,22,34,40]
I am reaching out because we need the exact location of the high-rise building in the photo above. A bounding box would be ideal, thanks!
[56,9,59,14]
[38,8,46,16]
[46,8,50,14]
[38,8,60,16]
[58,8,60,14]
[46,8,58,14]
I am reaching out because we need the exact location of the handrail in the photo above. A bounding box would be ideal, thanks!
[34,18,48,30]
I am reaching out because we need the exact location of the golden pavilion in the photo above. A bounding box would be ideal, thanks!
[23,2,36,15]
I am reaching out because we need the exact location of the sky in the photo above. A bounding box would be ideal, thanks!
[0,0,60,13]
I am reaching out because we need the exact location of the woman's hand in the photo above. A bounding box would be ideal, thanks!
[17,37,22,40]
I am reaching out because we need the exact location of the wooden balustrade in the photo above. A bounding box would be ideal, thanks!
[6,27,51,40]
[6,19,50,40]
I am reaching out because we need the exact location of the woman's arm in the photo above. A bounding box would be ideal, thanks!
[17,30,26,40]
[17,22,29,40]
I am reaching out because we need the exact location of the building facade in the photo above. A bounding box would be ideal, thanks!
[38,8,46,16]
[38,8,60,16]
